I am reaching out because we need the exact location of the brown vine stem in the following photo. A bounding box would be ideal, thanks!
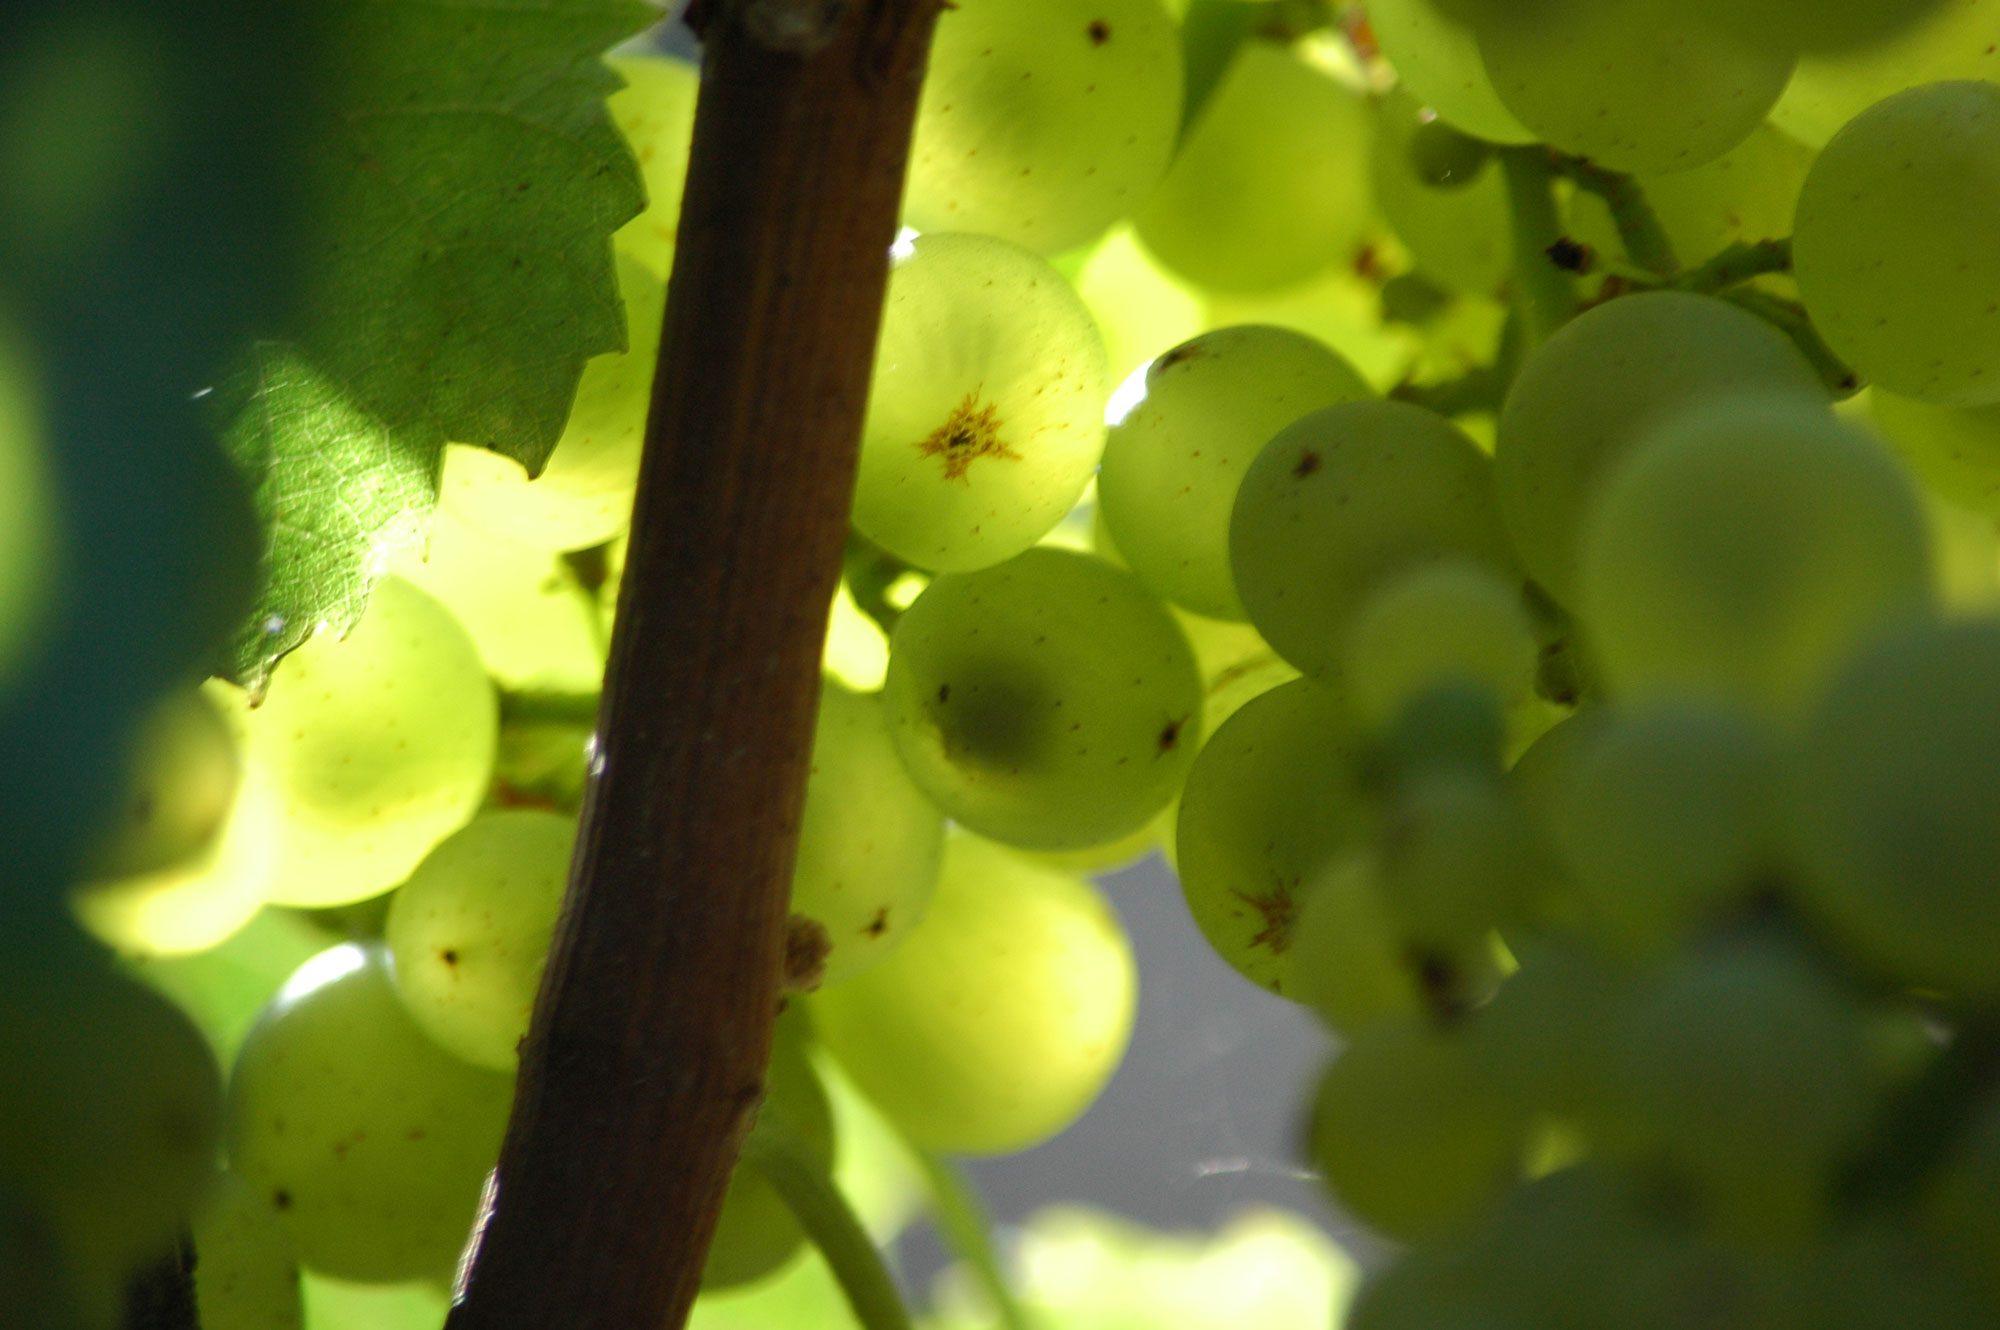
[445,3,941,1327]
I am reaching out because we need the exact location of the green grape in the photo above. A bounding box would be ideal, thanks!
[1378,770,1542,945]
[882,547,1201,850]
[71,741,278,958]
[1133,40,1373,293]
[124,908,329,1065]
[1071,226,1206,388]
[1578,395,1932,715]
[388,506,604,693]
[439,251,667,552]
[299,1271,449,1330]
[791,681,945,987]
[704,1013,834,1289]
[1795,82,2000,407]
[1564,124,1813,276]
[810,832,1136,1156]
[1369,91,1510,297]
[1176,608,1299,739]
[1493,292,1822,606]
[606,52,699,274]
[385,809,576,1070]
[1924,1087,2000,1306]
[1175,678,1372,994]
[1873,391,2000,516]
[0,316,53,689]
[1475,0,1794,175]
[0,1186,94,1330]
[852,233,1109,571]
[1546,701,1779,961]
[1771,0,2000,147]
[1230,400,1513,679]
[1607,940,1872,1244]
[0,950,223,1275]
[1367,0,1534,144]
[1464,939,1626,1123]
[903,0,1182,254]
[84,687,239,881]
[1203,262,1410,394]
[1342,560,1536,730]
[1788,618,2000,997]
[1692,0,1951,54]
[1308,1018,1528,1243]
[226,943,513,1281]
[1771,1224,1998,1330]
[1098,325,1372,620]
[193,1170,304,1330]
[214,575,496,908]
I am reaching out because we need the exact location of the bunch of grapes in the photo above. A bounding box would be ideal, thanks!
[13,0,2000,1326]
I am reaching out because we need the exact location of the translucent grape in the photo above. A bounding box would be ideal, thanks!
[1493,292,1822,605]
[605,52,699,274]
[1476,0,1793,175]
[791,681,945,987]
[1367,0,1534,143]
[1133,41,1373,293]
[1369,91,1510,297]
[439,251,666,551]
[1071,226,1205,388]
[1546,701,1780,960]
[705,1013,833,1289]
[193,1170,304,1330]
[1177,608,1299,740]
[84,687,239,881]
[299,1271,449,1330]
[903,0,1182,254]
[385,809,576,1070]
[1578,396,1932,715]
[1771,0,2000,146]
[0,953,223,1276]
[1691,0,1951,54]
[1788,618,2000,997]
[1098,325,1371,620]
[1378,770,1543,945]
[1873,391,2000,517]
[853,233,1109,571]
[882,547,1201,851]
[1310,1018,1527,1243]
[810,833,1136,1155]
[1795,82,2000,406]
[1231,400,1513,679]
[226,943,512,1281]
[1342,560,1536,729]
[1175,678,1372,995]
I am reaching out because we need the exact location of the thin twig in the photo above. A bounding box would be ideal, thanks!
[1720,287,1861,398]
[1673,237,1792,294]
[1497,148,1580,348]
[915,1150,1039,1330]
[1548,154,1679,277]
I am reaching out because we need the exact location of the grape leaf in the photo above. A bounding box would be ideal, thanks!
[224,0,654,687]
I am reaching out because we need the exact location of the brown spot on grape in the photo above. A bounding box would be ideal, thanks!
[272,1189,293,1210]
[1292,450,1322,479]
[917,391,1020,481]
[439,948,460,967]
[1235,885,1297,954]
[1087,18,1111,44]
[1156,340,1202,371]
[937,683,951,703]
[864,908,890,939]
[1157,716,1185,754]
[784,914,832,992]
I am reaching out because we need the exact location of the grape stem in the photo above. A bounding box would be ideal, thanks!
[914,1149,1041,1330]
[743,1111,916,1330]
[1546,154,1678,277]
[498,688,602,729]
[121,1234,199,1330]
[1496,148,1580,347]
[442,4,944,1328]
[1670,237,1792,294]
[844,532,920,638]
[1719,287,1860,398]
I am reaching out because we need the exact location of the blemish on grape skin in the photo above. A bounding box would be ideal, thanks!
[272,1188,293,1211]
[1292,450,1322,479]
[863,907,891,939]
[1087,19,1111,45]
[1234,885,1297,954]
[917,390,1020,481]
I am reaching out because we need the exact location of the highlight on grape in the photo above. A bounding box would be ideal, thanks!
[10,1,2000,1327]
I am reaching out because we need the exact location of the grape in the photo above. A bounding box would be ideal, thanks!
[193,1170,304,1330]
[791,681,945,987]
[1175,678,1371,994]
[1873,391,2000,516]
[704,1013,833,1289]
[1369,91,1511,297]
[1308,1018,1528,1243]
[1133,40,1373,293]
[385,809,576,1070]
[810,832,1136,1156]
[388,506,605,693]
[1230,400,1514,679]
[299,1271,450,1330]
[1378,770,1543,946]
[1476,0,1794,175]
[1773,1224,1998,1330]
[226,943,513,1281]
[1177,608,1299,739]
[1691,0,1951,54]
[1098,325,1371,620]
[852,233,1109,572]
[1493,292,1822,606]
[84,687,239,881]
[0,951,223,1275]
[606,52,699,274]
[1795,82,2000,407]
[214,575,496,908]
[1787,618,2000,998]
[0,317,52,689]
[882,547,1201,851]
[1071,226,1206,388]
[1545,701,1780,961]
[1366,0,1534,144]
[1578,395,1933,715]
[903,0,1183,254]
[1924,1087,2000,1306]
[1771,0,2000,147]
[124,908,329,1065]
[1342,560,1536,730]
[439,251,666,552]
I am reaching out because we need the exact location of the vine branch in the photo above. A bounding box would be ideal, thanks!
[445,4,943,1327]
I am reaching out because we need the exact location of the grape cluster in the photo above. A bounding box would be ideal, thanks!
[15,2,2000,1326]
